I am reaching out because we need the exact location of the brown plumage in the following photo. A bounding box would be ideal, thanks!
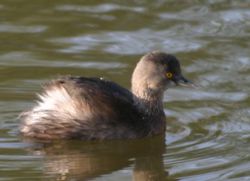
[20,51,191,140]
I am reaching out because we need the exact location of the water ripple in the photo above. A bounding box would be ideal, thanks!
[52,30,206,55]
[0,23,47,33]
[165,89,248,102]
[56,4,145,13]
[0,51,126,69]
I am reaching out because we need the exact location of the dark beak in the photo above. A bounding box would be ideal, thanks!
[173,75,195,88]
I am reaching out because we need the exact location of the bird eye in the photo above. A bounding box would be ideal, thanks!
[166,72,173,78]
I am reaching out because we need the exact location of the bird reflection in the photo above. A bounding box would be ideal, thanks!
[25,135,177,181]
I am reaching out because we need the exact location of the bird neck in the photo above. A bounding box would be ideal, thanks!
[131,84,164,116]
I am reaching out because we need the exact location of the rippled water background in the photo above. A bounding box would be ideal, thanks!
[1,0,250,180]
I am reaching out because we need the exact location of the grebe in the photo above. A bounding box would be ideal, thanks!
[20,51,192,140]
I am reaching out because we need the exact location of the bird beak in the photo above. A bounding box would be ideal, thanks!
[174,75,196,88]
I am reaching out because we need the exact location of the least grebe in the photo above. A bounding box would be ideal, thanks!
[20,51,192,140]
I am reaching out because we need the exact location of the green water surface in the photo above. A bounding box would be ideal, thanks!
[0,0,250,180]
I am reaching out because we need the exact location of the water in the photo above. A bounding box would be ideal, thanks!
[0,0,250,180]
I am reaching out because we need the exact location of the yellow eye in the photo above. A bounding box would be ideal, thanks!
[166,72,173,78]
